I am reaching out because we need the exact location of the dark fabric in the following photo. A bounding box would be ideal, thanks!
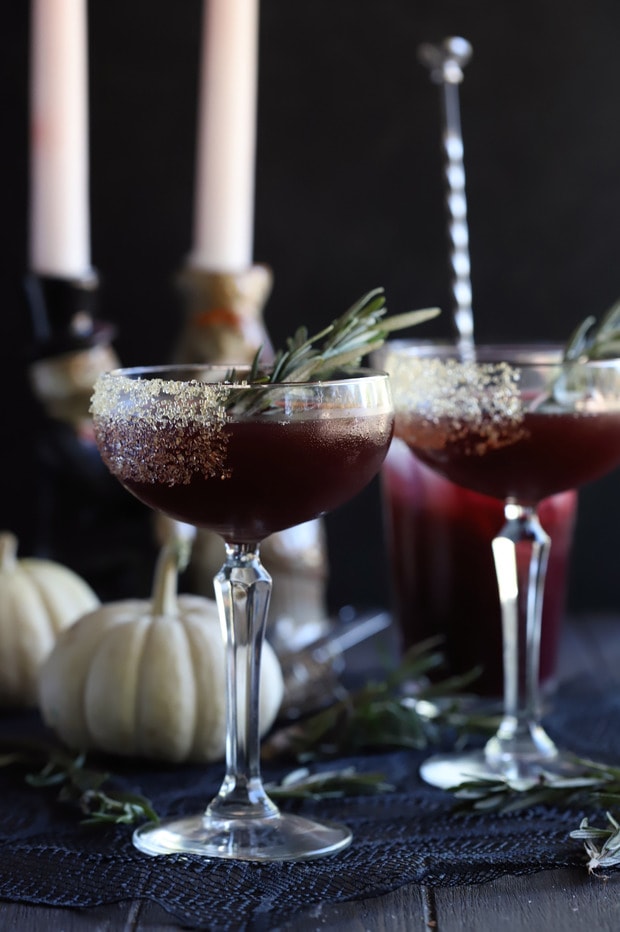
[0,675,613,931]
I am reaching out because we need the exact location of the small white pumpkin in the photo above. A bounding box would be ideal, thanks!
[0,531,100,707]
[38,539,284,763]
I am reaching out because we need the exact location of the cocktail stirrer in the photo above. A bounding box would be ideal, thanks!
[418,37,475,357]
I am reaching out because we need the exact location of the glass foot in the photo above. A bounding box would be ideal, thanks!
[420,748,584,790]
[133,812,353,861]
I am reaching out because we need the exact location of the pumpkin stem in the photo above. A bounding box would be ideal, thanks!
[151,538,192,616]
[0,532,18,571]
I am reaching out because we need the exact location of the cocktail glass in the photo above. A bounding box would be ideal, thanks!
[91,363,394,860]
[375,342,577,698]
[389,344,620,786]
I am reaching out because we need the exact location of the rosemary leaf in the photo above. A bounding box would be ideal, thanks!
[570,812,620,875]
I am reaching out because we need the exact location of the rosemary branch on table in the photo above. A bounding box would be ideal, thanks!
[265,766,395,799]
[443,758,620,876]
[0,743,158,826]
[570,811,620,875]
[262,637,492,762]
[448,759,620,815]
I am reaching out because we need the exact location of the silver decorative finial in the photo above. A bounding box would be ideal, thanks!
[418,37,474,356]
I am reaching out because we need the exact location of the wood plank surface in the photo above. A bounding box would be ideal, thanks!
[2,868,619,931]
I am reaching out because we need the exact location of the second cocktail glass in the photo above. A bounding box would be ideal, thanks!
[375,341,577,698]
[390,344,620,787]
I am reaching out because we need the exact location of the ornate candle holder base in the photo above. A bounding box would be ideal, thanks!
[173,263,330,647]
[25,272,156,599]
[26,272,119,424]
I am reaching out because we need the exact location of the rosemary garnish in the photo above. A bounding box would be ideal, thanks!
[254,288,439,383]
[563,297,620,361]
[530,297,620,409]
[225,287,439,410]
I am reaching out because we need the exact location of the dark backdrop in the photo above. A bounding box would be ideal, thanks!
[2,1,620,614]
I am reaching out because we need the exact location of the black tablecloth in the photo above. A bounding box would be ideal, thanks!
[0,674,615,931]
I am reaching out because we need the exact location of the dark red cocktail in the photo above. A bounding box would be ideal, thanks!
[396,408,620,505]
[97,413,393,543]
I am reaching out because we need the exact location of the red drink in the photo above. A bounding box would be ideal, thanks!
[397,409,620,504]
[96,412,394,543]
[381,438,577,695]
[389,406,620,695]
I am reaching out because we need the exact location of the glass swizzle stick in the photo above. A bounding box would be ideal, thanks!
[418,36,475,358]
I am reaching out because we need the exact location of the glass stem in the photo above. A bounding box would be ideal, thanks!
[486,502,558,774]
[207,542,279,821]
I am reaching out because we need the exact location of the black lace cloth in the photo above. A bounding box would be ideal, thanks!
[0,675,614,931]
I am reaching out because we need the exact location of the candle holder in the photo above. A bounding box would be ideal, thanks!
[175,263,274,364]
[26,272,118,426]
[25,272,156,600]
[174,263,330,649]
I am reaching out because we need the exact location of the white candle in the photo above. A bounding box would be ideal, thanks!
[190,0,259,272]
[29,0,91,278]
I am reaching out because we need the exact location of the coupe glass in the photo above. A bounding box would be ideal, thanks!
[374,341,577,699]
[389,344,620,787]
[91,364,394,860]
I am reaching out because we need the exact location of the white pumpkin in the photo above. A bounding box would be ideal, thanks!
[38,540,284,763]
[0,531,100,707]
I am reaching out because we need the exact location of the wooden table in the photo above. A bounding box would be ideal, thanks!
[1,615,619,932]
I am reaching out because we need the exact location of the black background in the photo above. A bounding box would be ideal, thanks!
[2,1,620,614]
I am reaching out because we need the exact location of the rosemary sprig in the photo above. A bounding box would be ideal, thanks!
[0,742,158,826]
[226,288,439,400]
[263,638,490,762]
[449,762,607,814]
[529,297,620,408]
[431,756,620,874]
[564,298,620,361]
[265,766,395,800]
[258,288,439,384]
[450,757,605,813]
